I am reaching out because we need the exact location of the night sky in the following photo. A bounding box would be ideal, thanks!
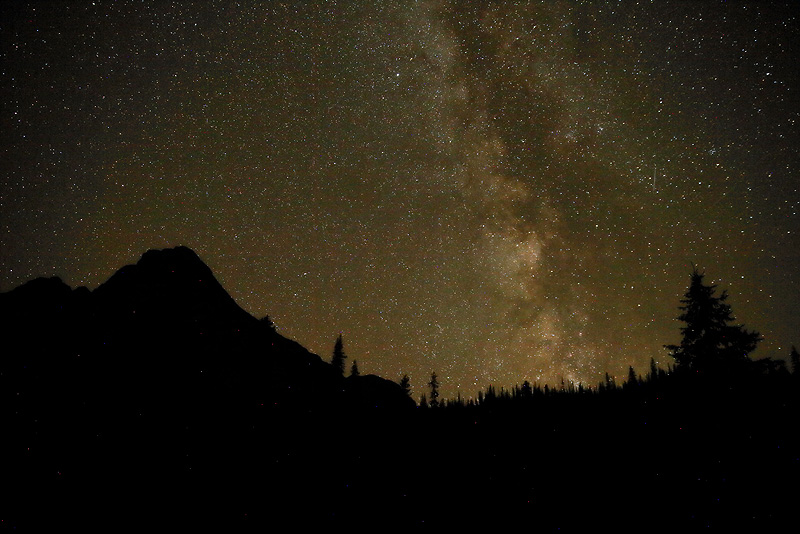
[2,1,798,399]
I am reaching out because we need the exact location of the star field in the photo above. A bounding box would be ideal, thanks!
[2,1,798,399]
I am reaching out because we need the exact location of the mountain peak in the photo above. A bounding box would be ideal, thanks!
[93,246,256,331]
[139,245,205,269]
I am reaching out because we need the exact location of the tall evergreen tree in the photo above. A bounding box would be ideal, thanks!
[331,334,346,376]
[626,365,638,389]
[520,380,533,399]
[399,374,411,396]
[428,372,439,409]
[665,267,761,374]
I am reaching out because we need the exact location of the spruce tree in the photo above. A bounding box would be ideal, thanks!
[521,380,533,399]
[665,267,761,374]
[428,372,439,409]
[331,334,346,376]
[626,365,638,389]
[399,374,411,396]
[350,360,359,377]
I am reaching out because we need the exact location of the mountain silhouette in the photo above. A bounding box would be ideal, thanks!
[93,245,258,333]
[1,246,414,530]
[1,245,412,413]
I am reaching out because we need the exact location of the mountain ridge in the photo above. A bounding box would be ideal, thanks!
[1,245,414,414]
[2,246,416,529]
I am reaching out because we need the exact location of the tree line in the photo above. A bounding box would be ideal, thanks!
[330,266,800,408]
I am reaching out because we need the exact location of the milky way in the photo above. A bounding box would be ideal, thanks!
[2,1,798,398]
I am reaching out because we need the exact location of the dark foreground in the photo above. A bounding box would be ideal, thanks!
[3,248,798,531]
[6,373,799,532]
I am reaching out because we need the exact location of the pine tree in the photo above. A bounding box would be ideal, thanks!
[399,374,411,396]
[428,372,439,409]
[331,334,346,376]
[665,267,761,374]
[520,380,532,399]
[626,365,638,389]
[350,359,359,377]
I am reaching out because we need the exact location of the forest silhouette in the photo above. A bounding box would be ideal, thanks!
[2,247,798,531]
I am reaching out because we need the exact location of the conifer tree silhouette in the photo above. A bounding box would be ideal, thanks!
[399,374,411,396]
[350,360,359,377]
[665,267,761,374]
[331,334,346,376]
[626,366,638,389]
[428,372,439,409]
